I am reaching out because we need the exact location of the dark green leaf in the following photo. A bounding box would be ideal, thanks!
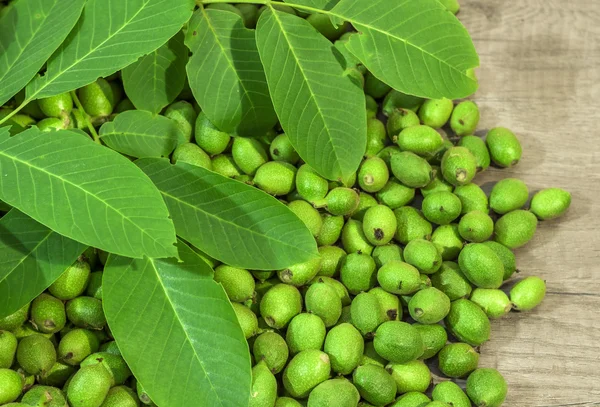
[0,0,86,106]
[25,0,194,100]
[122,31,189,114]
[104,242,250,407]
[135,158,318,270]
[331,0,478,98]
[0,128,177,259]
[256,8,366,180]
[0,209,86,318]
[99,110,183,158]
[185,8,276,136]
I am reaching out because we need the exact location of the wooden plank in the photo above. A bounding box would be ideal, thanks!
[457,0,600,404]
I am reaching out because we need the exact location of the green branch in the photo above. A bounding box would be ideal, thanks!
[70,91,100,144]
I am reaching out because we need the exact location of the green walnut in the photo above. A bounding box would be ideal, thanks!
[387,108,420,138]
[396,125,444,158]
[286,313,326,355]
[458,243,504,289]
[438,342,480,378]
[441,147,477,186]
[489,178,529,215]
[362,205,397,246]
[470,288,512,318]
[386,360,431,394]
[408,287,451,324]
[324,323,364,375]
[376,180,415,210]
[530,188,571,220]
[403,239,442,274]
[432,381,471,407]
[458,210,494,243]
[457,135,489,171]
[418,98,453,128]
[391,151,433,188]
[253,332,289,374]
[373,321,423,363]
[352,364,396,406]
[431,224,463,260]
[494,209,538,249]
[394,207,433,245]
[358,157,390,193]
[510,276,546,311]
[195,112,231,155]
[450,101,480,136]
[260,284,303,329]
[444,299,490,346]
[254,161,297,196]
[454,183,488,214]
[351,292,386,338]
[307,378,360,407]
[466,368,508,407]
[172,143,212,169]
[315,187,360,216]
[289,200,323,238]
[486,127,522,168]
[421,191,462,225]
[282,350,331,398]
[270,133,300,164]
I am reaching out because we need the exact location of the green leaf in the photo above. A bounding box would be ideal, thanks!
[0,0,86,106]
[99,110,182,158]
[104,242,250,407]
[0,127,9,143]
[135,158,318,270]
[122,31,189,114]
[0,209,86,318]
[0,128,177,259]
[330,0,478,98]
[185,8,277,136]
[25,0,194,100]
[255,8,366,180]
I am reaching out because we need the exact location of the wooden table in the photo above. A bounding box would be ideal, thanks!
[456,1,600,405]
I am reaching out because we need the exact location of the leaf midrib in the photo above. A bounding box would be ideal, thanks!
[0,216,54,286]
[0,147,166,256]
[265,0,477,79]
[28,0,153,100]
[0,0,55,83]
[148,257,226,407]
[200,7,258,115]
[159,185,314,257]
[265,6,344,177]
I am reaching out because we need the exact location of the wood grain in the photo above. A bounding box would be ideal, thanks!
[457,0,600,405]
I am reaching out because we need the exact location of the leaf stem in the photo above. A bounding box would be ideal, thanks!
[0,99,29,126]
[70,91,100,144]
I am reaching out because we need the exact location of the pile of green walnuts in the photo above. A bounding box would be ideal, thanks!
[217,88,571,407]
[0,251,155,407]
[0,8,572,407]
[0,74,572,407]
